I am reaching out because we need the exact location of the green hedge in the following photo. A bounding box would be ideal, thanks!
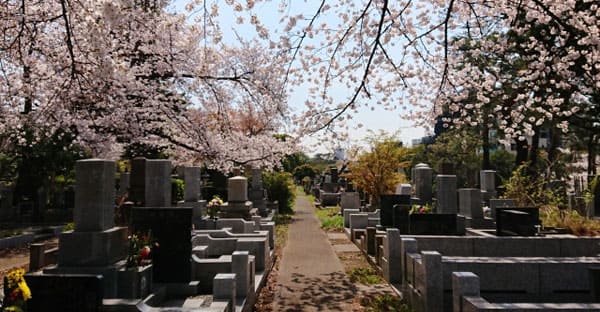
[263,171,295,214]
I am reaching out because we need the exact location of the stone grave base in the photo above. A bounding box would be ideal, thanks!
[44,263,121,298]
[220,201,255,220]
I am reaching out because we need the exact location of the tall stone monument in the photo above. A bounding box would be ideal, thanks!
[413,163,433,205]
[129,158,172,207]
[248,168,267,216]
[436,174,458,214]
[221,172,255,219]
[45,159,127,298]
[183,166,206,223]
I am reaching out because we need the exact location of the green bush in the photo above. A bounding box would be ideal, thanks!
[171,178,185,203]
[361,294,412,312]
[263,171,296,214]
[348,267,383,284]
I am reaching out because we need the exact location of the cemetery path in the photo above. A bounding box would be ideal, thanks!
[272,193,359,311]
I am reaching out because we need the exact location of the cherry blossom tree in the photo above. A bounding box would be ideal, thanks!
[216,0,597,154]
[0,0,295,173]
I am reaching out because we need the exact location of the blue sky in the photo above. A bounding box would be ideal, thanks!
[169,1,427,153]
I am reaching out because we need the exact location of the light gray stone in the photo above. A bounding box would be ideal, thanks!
[436,174,457,214]
[228,176,248,202]
[343,209,360,228]
[422,251,443,312]
[184,166,202,202]
[213,273,236,312]
[452,272,480,312]
[232,251,251,299]
[414,164,433,204]
[396,183,412,195]
[349,213,368,230]
[74,159,116,232]
[383,229,402,284]
[340,192,360,210]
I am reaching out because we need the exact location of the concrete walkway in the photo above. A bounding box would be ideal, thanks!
[272,193,357,311]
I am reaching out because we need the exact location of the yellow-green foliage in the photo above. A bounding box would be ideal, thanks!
[346,131,412,210]
[361,294,412,312]
[541,206,600,236]
[503,164,564,207]
[348,267,383,284]
[315,206,343,231]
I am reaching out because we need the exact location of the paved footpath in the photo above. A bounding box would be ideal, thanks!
[272,193,357,311]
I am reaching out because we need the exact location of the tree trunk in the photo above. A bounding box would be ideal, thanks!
[515,138,529,166]
[528,131,540,175]
[588,135,597,176]
[481,126,491,170]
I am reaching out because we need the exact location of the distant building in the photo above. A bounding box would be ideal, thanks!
[333,147,345,161]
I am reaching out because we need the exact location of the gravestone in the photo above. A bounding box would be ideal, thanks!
[458,188,483,219]
[413,164,433,204]
[379,195,410,230]
[129,158,171,207]
[496,207,540,236]
[131,207,192,283]
[145,160,172,206]
[479,170,496,197]
[436,175,457,214]
[409,214,465,235]
[249,168,267,215]
[221,175,254,219]
[340,192,360,210]
[395,183,412,195]
[25,273,103,312]
[330,167,339,183]
[46,159,127,298]
[129,157,147,205]
[184,166,201,202]
[183,166,205,223]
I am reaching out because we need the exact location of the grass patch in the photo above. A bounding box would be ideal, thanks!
[315,206,344,231]
[347,267,384,285]
[274,213,293,247]
[361,294,412,312]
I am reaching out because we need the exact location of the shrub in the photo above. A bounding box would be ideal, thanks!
[171,178,185,203]
[361,294,412,312]
[263,171,296,214]
[348,267,383,284]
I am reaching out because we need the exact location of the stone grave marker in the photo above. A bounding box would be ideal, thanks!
[25,273,103,312]
[458,188,483,219]
[131,207,192,283]
[379,195,410,229]
[48,159,127,298]
[496,207,540,236]
[436,174,457,214]
[129,158,171,207]
[413,163,433,204]
[409,214,465,235]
